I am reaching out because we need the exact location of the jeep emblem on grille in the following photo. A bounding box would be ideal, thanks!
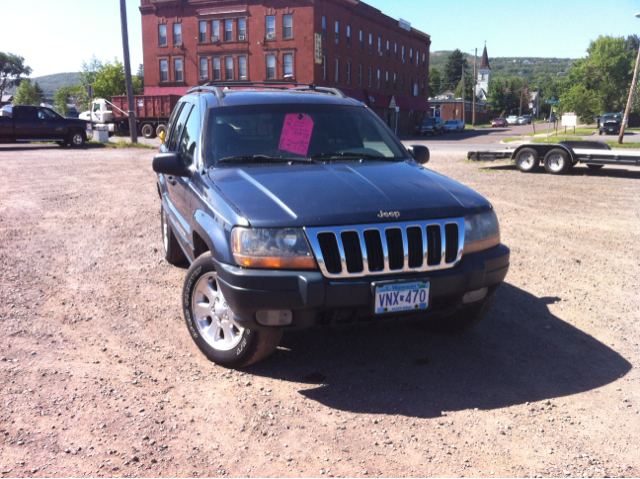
[378,211,401,219]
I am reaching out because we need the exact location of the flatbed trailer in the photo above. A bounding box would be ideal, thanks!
[467,141,640,174]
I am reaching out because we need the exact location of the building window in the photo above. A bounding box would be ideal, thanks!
[368,67,372,87]
[346,62,351,84]
[387,40,390,59]
[322,16,327,40]
[173,23,182,45]
[225,19,233,42]
[416,50,420,68]
[377,69,381,89]
[238,18,247,40]
[212,20,220,41]
[322,56,327,80]
[199,21,207,43]
[239,56,247,80]
[158,24,167,46]
[359,30,363,51]
[422,53,426,68]
[347,26,351,48]
[283,14,292,39]
[385,71,389,90]
[213,58,221,80]
[359,64,363,86]
[174,58,183,81]
[378,37,381,55]
[393,72,397,91]
[225,57,234,80]
[283,53,293,78]
[369,34,373,54]
[160,59,168,82]
[402,46,405,63]
[394,43,398,61]
[410,48,413,65]
[266,15,276,39]
[335,58,339,82]
[200,58,208,80]
[266,54,276,79]
[335,21,339,44]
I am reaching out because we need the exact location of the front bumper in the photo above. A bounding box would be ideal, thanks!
[214,244,510,330]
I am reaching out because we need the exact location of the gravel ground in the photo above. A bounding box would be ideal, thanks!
[0,143,638,478]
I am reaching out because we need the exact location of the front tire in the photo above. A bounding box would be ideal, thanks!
[183,253,283,368]
[161,208,187,265]
[424,289,497,333]
[544,148,571,174]
[68,131,86,147]
[515,147,540,173]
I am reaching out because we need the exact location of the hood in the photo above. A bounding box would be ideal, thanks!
[208,161,490,228]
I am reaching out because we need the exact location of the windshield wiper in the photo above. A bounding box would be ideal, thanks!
[217,155,313,164]
[309,152,400,162]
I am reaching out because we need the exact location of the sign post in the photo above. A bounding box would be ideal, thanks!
[545,98,560,140]
[395,106,400,135]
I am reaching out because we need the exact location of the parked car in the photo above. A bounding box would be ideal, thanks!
[491,118,508,128]
[0,105,91,146]
[415,117,444,136]
[521,115,532,124]
[515,117,527,125]
[599,113,622,135]
[152,83,510,368]
[443,119,465,133]
[507,116,519,125]
[548,116,557,123]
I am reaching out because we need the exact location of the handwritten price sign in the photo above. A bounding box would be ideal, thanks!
[279,113,314,156]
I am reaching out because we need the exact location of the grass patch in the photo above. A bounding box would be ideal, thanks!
[604,141,640,149]
[87,140,156,150]
[502,138,526,143]
[531,137,582,144]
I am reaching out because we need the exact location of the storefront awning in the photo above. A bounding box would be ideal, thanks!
[365,91,392,109]
[144,86,190,96]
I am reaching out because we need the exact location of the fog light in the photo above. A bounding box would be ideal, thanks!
[462,287,488,305]
[256,310,292,326]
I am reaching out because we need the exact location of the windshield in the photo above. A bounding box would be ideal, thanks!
[445,120,457,125]
[602,114,621,121]
[422,118,436,125]
[204,104,407,166]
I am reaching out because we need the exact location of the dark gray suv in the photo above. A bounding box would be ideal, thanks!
[153,83,510,368]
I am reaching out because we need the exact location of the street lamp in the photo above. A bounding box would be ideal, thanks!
[619,13,640,144]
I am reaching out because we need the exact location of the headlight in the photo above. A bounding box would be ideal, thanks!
[463,210,500,254]
[231,227,317,269]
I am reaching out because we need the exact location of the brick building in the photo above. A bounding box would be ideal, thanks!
[139,0,431,133]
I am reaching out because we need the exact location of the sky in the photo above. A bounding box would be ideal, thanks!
[1,0,638,78]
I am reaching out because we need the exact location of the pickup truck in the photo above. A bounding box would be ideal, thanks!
[0,104,91,146]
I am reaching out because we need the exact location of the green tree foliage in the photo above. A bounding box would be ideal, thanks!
[443,50,468,92]
[561,36,636,122]
[33,81,45,104]
[454,72,474,99]
[53,85,75,116]
[12,79,39,105]
[0,52,32,98]
[428,68,443,96]
[487,80,506,114]
[136,64,144,85]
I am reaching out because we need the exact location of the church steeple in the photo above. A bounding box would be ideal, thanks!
[475,44,491,100]
[479,45,491,70]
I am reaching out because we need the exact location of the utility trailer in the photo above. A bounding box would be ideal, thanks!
[467,141,640,174]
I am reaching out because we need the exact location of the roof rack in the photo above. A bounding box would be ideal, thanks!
[186,82,347,101]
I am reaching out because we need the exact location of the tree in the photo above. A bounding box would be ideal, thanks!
[93,59,143,100]
[34,81,45,104]
[443,49,468,92]
[12,79,39,105]
[487,79,506,114]
[561,36,636,121]
[454,72,474,99]
[53,85,75,116]
[136,64,144,85]
[0,52,32,98]
[428,67,443,96]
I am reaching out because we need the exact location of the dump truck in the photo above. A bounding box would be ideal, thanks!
[79,94,181,139]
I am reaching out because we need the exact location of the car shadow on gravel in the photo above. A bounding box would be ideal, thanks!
[479,163,640,179]
[246,282,631,418]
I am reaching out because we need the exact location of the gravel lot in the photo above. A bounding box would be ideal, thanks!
[0,143,638,478]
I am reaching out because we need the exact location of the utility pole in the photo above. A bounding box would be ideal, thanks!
[519,77,525,117]
[120,0,138,144]
[472,48,477,126]
[619,37,640,144]
[462,64,465,124]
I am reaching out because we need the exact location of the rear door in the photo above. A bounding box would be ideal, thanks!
[13,107,40,140]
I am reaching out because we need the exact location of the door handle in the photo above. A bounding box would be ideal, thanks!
[166,175,177,185]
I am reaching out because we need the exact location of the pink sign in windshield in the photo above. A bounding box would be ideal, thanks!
[279,114,314,157]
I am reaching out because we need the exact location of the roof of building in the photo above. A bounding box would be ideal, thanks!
[479,46,491,70]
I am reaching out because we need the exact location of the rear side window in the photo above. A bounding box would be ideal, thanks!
[168,104,193,152]
[178,102,200,165]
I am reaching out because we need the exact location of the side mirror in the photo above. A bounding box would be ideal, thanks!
[407,145,430,165]
[152,152,191,178]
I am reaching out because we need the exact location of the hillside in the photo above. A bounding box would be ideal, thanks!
[7,72,79,97]
[430,51,575,82]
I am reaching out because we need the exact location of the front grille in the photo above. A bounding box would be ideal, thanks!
[305,218,465,278]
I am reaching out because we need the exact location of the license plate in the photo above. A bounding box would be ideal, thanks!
[374,281,430,315]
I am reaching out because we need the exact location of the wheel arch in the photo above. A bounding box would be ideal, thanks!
[191,209,235,265]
